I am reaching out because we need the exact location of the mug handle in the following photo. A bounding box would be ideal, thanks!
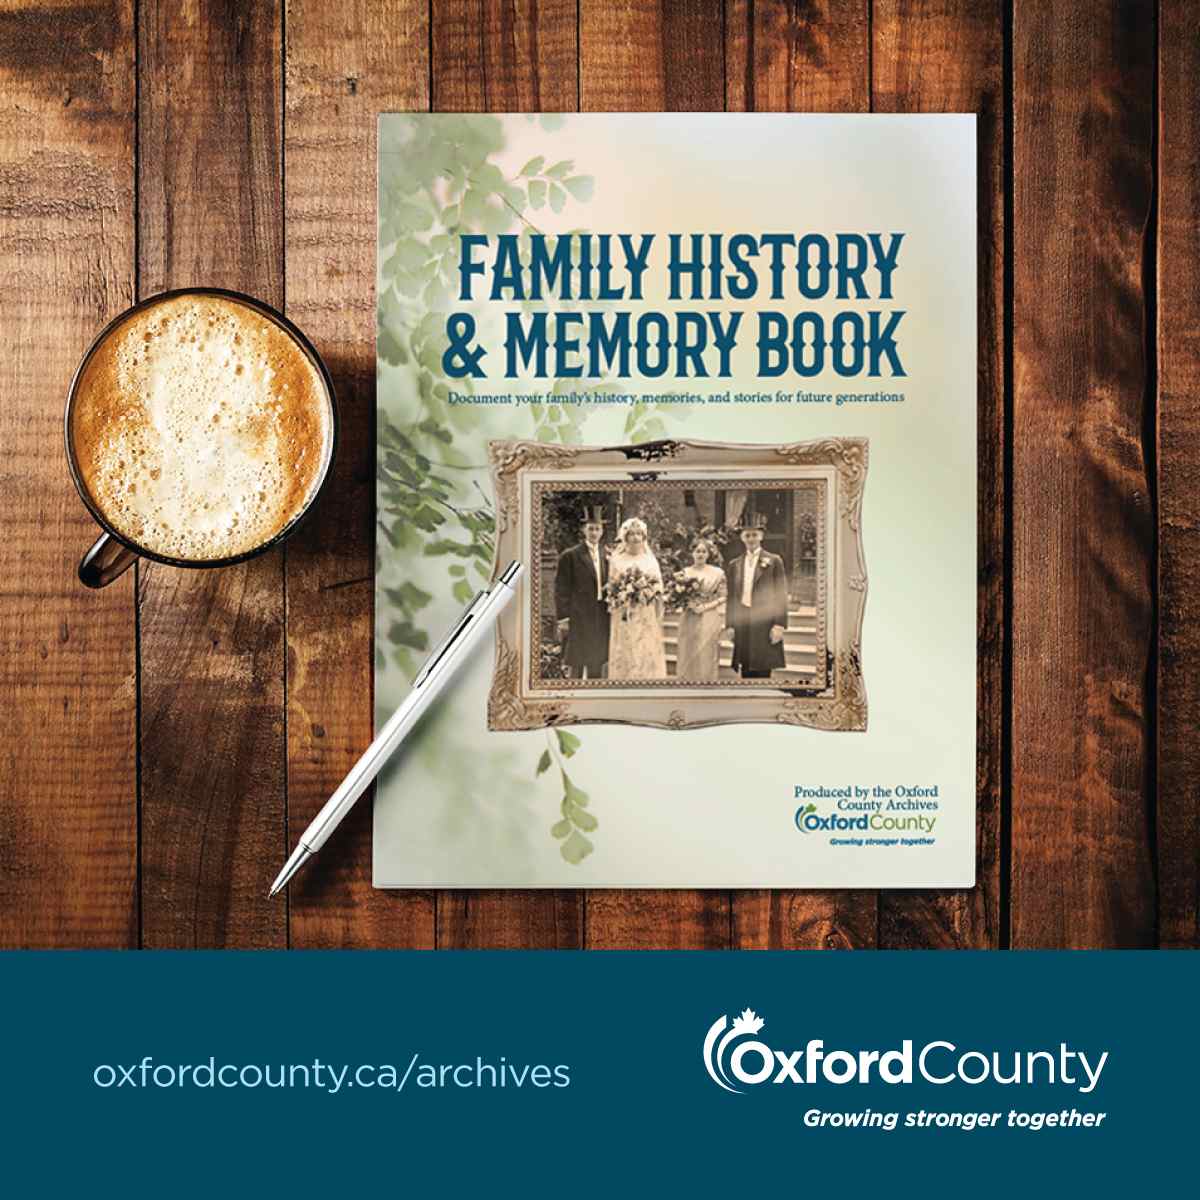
[79,532,138,588]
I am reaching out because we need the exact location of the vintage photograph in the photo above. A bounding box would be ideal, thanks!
[487,438,869,732]
[535,481,825,688]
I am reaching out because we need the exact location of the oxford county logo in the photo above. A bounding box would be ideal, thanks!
[703,1008,769,1093]
[702,1011,1110,1095]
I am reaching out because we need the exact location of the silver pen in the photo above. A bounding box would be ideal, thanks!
[269,560,524,896]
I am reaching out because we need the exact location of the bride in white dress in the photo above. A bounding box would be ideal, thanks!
[606,517,667,679]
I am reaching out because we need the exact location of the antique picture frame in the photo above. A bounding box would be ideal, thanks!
[486,437,868,731]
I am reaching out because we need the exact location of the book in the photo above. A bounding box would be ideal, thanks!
[375,113,976,887]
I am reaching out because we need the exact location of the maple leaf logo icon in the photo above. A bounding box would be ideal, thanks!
[731,1008,764,1036]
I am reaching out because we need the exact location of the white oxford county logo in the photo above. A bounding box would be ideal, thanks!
[703,1008,771,1093]
[703,1009,1110,1095]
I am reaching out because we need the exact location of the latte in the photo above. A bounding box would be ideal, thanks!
[70,294,333,562]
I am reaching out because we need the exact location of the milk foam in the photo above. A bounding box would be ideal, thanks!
[72,296,331,561]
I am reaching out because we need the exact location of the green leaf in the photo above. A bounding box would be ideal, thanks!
[548,184,566,214]
[391,269,423,299]
[555,729,581,758]
[448,564,466,577]
[393,238,431,272]
[501,184,527,213]
[563,176,594,202]
[452,579,474,604]
[424,538,473,557]
[562,772,589,808]
[539,114,567,132]
[461,187,486,224]
[384,581,433,612]
[421,277,451,310]
[519,155,545,177]
[418,343,444,375]
[418,417,453,444]
[550,818,572,840]
[392,199,433,232]
[536,750,553,777]
[528,179,547,210]
[545,160,573,180]
[386,620,430,652]
[377,323,406,366]
[560,830,593,865]
[472,162,504,193]
[411,504,446,531]
[568,804,598,833]
[479,194,511,235]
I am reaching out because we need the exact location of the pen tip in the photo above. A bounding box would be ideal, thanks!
[269,843,315,897]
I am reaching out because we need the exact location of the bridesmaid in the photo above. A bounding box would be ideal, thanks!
[674,538,727,680]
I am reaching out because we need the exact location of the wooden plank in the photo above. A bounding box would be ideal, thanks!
[432,0,584,949]
[437,893,583,949]
[137,0,286,947]
[724,0,877,951]
[872,1,1003,948]
[433,0,577,111]
[578,0,729,950]
[579,0,723,109]
[733,892,876,950]
[1011,0,1156,947]
[1157,0,1200,948]
[0,1,137,948]
[726,0,869,112]
[284,0,436,947]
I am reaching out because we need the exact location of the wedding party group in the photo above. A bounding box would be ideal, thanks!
[553,507,790,683]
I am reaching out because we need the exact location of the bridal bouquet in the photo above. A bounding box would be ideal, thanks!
[604,567,663,620]
[662,571,704,613]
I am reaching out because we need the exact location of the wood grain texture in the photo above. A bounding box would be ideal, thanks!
[726,0,869,112]
[433,0,584,949]
[433,0,578,110]
[872,0,1003,948]
[732,891,876,950]
[578,0,729,950]
[284,0,436,948]
[579,0,724,110]
[1011,0,1156,948]
[725,0,877,950]
[137,0,286,947]
[1156,0,1200,949]
[0,0,137,948]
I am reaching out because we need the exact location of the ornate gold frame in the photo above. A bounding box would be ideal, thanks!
[486,437,868,732]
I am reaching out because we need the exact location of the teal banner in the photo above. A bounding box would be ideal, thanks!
[5,952,1193,1194]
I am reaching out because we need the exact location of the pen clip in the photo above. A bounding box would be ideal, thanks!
[414,589,489,686]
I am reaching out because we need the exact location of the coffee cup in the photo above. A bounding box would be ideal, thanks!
[65,288,337,587]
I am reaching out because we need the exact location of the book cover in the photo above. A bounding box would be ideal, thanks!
[375,114,976,887]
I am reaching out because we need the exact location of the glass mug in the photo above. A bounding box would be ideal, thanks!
[65,288,338,587]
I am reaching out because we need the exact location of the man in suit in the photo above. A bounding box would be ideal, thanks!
[554,506,609,679]
[724,513,788,679]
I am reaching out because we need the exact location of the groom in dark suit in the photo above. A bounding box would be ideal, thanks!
[554,506,609,679]
[724,513,788,679]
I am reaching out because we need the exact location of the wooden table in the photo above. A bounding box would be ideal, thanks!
[1,1,1194,949]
